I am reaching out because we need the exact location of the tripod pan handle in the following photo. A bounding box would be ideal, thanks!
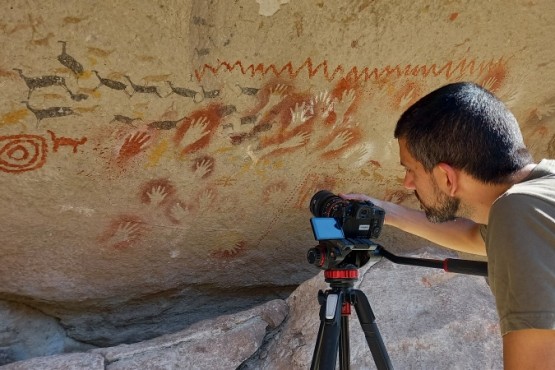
[443,258,488,276]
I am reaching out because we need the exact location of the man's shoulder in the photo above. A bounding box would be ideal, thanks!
[497,184,555,211]
[504,159,555,198]
[527,159,555,179]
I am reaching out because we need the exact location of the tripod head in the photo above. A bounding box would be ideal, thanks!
[307,238,380,270]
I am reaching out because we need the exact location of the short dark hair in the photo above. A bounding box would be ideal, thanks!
[394,82,533,184]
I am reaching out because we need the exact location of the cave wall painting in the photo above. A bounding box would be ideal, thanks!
[0,131,86,173]
[2,39,519,259]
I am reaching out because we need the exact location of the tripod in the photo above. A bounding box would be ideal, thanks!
[310,268,392,370]
[309,244,488,370]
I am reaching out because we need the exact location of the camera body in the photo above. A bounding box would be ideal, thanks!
[307,190,385,270]
[309,190,385,239]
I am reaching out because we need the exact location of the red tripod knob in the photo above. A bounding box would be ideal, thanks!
[324,269,359,280]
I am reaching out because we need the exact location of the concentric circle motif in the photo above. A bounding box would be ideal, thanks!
[0,135,47,173]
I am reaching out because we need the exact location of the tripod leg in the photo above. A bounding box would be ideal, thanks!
[351,289,393,370]
[311,304,327,369]
[310,289,345,370]
[339,315,350,370]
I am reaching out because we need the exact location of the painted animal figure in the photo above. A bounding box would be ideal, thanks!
[166,81,200,100]
[47,130,87,153]
[125,76,162,97]
[57,41,84,76]
[21,101,76,126]
[13,68,69,99]
[92,71,131,96]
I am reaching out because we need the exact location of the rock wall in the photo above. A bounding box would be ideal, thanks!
[1,0,553,364]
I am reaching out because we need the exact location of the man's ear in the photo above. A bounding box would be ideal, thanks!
[433,162,458,196]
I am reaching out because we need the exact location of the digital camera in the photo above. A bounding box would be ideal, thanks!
[309,190,385,240]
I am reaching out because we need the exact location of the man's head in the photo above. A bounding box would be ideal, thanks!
[394,82,533,185]
[395,82,533,222]
[398,136,466,223]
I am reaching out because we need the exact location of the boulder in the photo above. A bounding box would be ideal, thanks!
[0,353,104,370]
[0,301,93,366]
[1,299,287,369]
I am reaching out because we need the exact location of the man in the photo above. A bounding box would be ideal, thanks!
[341,82,555,369]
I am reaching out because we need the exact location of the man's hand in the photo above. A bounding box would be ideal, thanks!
[339,193,387,209]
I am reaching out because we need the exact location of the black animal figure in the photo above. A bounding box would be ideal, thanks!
[57,41,84,77]
[124,75,162,97]
[92,70,131,96]
[14,68,70,99]
[166,81,200,100]
[21,100,76,127]
[201,86,221,99]
[236,83,260,96]
[217,105,237,117]
[68,90,88,102]
[110,114,143,127]
[147,116,187,130]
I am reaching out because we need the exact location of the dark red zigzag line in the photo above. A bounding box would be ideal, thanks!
[194,57,506,83]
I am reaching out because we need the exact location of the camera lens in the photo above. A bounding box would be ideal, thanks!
[309,190,348,218]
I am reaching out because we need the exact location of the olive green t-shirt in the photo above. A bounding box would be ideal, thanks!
[482,159,555,335]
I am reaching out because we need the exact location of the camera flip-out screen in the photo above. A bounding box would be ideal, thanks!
[311,217,345,240]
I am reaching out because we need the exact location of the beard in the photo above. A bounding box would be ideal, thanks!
[415,185,460,224]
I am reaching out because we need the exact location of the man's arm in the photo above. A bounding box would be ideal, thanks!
[503,329,555,370]
[340,193,486,256]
